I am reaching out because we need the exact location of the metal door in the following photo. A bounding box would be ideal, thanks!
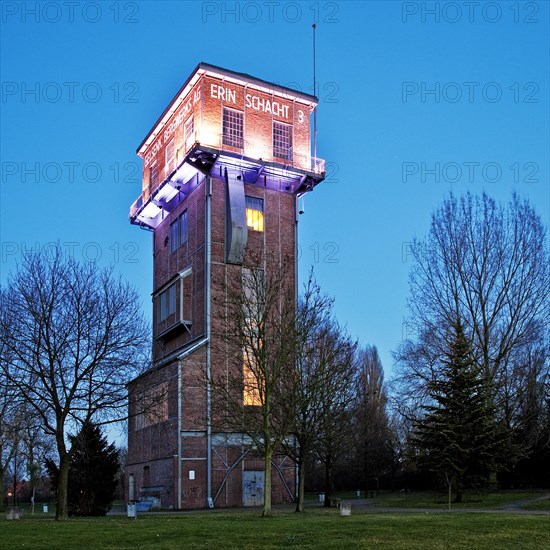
[243,470,264,506]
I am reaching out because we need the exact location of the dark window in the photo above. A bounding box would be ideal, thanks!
[150,161,159,187]
[165,139,175,173]
[185,116,194,150]
[170,210,188,253]
[158,283,176,321]
[273,121,292,160]
[223,108,243,148]
[179,211,188,247]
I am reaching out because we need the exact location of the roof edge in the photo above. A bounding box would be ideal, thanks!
[137,62,318,154]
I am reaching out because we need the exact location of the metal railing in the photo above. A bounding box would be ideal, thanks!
[203,133,325,175]
[130,133,326,219]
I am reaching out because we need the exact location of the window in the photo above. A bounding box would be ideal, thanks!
[165,138,175,173]
[185,116,194,150]
[150,161,159,187]
[245,196,264,232]
[134,382,169,430]
[242,267,264,407]
[154,268,192,339]
[170,210,188,253]
[273,121,292,160]
[158,283,176,322]
[223,108,243,148]
[243,348,262,406]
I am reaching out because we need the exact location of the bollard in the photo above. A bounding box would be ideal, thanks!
[127,502,137,519]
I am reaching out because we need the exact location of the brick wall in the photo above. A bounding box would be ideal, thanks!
[139,68,315,201]
[129,65,308,510]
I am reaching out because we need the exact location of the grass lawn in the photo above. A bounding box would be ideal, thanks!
[1,509,549,549]
[524,499,550,511]
[370,490,548,509]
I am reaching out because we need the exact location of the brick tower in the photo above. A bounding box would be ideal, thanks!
[126,63,325,509]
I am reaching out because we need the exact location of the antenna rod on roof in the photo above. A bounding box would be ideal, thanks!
[312,23,317,169]
[312,23,317,95]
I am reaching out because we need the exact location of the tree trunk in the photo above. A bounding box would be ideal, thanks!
[295,458,305,512]
[364,443,369,497]
[323,452,332,508]
[262,448,273,517]
[56,454,70,521]
[444,471,452,511]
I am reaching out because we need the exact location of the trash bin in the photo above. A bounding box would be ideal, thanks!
[319,493,325,503]
[340,503,351,516]
[355,490,361,497]
[43,504,48,513]
[127,503,137,518]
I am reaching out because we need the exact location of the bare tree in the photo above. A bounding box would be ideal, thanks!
[394,193,548,409]
[210,255,296,517]
[0,373,21,513]
[0,246,149,520]
[354,345,392,496]
[393,192,549,476]
[314,333,357,507]
[285,273,357,512]
[20,408,54,514]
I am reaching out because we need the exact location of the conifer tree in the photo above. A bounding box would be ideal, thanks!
[47,422,120,516]
[412,319,504,504]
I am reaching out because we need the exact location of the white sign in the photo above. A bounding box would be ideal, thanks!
[145,87,201,166]
[210,83,291,120]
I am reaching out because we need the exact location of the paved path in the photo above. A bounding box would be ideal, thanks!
[336,494,550,515]
[110,494,550,516]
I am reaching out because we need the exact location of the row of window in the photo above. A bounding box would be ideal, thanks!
[222,107,293,161]
[166,197,262,257]
[149,108,293,187]
[157,198,263,326]
[149,115,195,188]
[153,266,265,409]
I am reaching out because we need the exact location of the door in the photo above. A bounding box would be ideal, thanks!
[243,470,264,507]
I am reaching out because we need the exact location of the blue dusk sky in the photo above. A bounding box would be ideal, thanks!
[1,1,549,383]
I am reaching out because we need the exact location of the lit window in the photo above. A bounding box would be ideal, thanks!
[242,268,264,407]
[170,210,188,253]
[243,348,262,406]
[223,108,243,148]
[185,116,194,150]
[158,283,176,321]
[150,161,159,188]
[245,196,264,232]
[165,138,175,173]
[273,121,292,160]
